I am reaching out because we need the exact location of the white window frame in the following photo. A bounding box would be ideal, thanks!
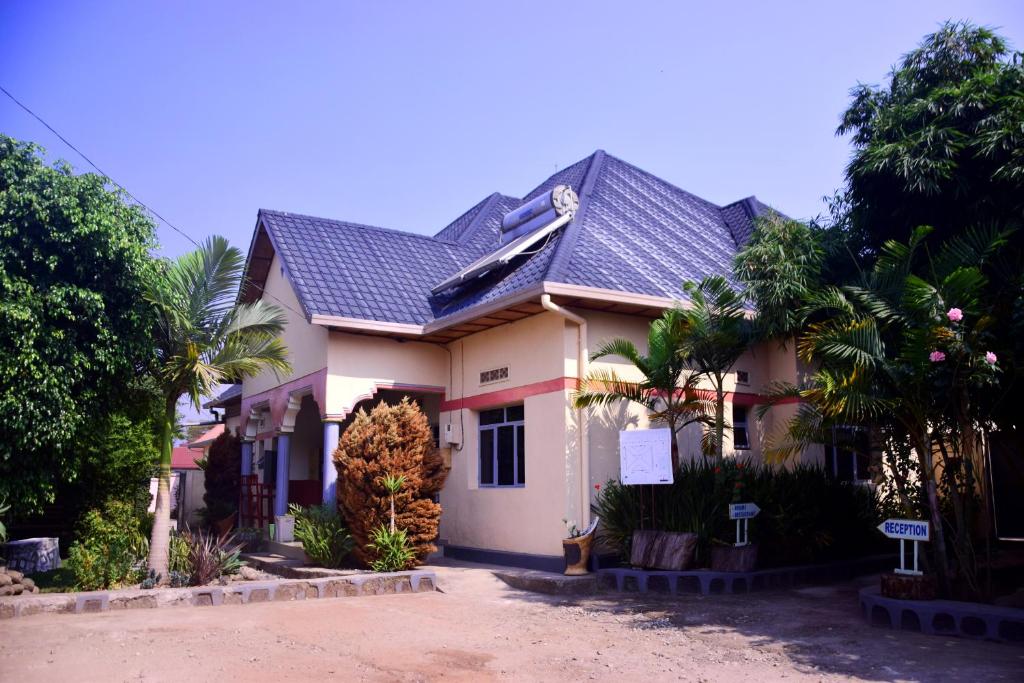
[732,404,751,450]
[478,405,525,488]
[828,425,872,484]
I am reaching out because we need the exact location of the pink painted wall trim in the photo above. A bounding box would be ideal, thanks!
[240,367,327,436]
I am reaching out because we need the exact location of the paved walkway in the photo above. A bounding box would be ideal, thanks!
[1,561,1021,681]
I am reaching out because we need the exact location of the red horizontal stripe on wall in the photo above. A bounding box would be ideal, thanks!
[441,377,577,412]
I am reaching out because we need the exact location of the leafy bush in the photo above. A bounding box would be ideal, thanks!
[0,495,9,543]
[594,460,882,568]
[367,525,415,573]
[67,500,149,590]
[201,430,241,523]
[290,503,353,568]
[168,531,190,574]
[181,531,243,586]
[334,399,447,566]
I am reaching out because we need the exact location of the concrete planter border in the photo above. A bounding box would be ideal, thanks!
[0,569,436,620]
[597,554,894,596]
[859,585,1024,644]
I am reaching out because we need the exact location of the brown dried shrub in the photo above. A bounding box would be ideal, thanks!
[333,398,447,567]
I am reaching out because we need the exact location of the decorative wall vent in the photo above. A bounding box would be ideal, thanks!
[736,370,750,385]
[480,366,509,385]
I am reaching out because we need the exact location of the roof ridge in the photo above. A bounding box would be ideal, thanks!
[433,192,497,242]
[601,152,725,213]
[258,208,467,247]
[447,193,504,246]
[541,150,606,283]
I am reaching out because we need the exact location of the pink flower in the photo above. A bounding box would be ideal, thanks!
[985,351,997,365]
[594,483,601,491]
[946,308,963,322]
[929,351,946,363]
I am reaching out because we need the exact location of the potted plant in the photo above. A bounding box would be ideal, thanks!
[562,517,599,575]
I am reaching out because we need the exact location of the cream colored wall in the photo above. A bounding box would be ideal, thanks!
[289,395,322,479]
[324,331,447,418]
[177,468,205,529]
[437,312,577,557]
[581,312,812,482]
[439,390,573,556]
[244,254,327,399]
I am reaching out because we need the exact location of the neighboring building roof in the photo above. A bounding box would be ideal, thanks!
[246,150,777,327]
[187,423,225,450]
[203,383,241,409]
[171,446,201,470]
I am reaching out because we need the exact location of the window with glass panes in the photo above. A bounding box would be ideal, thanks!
[732,405,751,450]
[478,405,525,487]
[827,426,870,483]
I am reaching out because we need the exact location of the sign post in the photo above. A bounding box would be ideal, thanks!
[877,519,930,576]
[728,502,760,547]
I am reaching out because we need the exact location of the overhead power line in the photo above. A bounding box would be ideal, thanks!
[0,84,308,320]
[1,84,200,248]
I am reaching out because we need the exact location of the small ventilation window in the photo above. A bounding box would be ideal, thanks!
[736,370,750,385]
[480,366,509,385]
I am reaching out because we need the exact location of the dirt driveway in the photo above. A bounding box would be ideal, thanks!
[1,563,1021,682]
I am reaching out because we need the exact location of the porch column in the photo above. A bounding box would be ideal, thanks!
[240,441,253,477]
[322,421,341,505]
[274,434,291,517]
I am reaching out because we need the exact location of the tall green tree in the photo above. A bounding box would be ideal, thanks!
[679,276,752,461]
[0,135,157,514]
[838,21,1024,253]
[145,236,289,579]
[573,307,710,470]
[836,22,1024,433]
[734,212,825,342]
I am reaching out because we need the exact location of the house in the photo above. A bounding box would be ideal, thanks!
[237,150,821,570]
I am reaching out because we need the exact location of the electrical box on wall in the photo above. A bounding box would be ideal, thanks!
[444,423,461,446]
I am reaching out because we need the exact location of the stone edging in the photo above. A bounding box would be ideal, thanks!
[859,585,1024,644]
[597,554,894,596]
[0,569,436,619]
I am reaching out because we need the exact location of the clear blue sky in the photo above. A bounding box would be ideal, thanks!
[2,1,1021,258]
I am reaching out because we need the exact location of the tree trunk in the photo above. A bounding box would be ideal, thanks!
[147,398,177,582]
[917,434,952,597]
[715,381,725,461]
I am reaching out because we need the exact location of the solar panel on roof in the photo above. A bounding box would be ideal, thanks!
[431,186,578,294]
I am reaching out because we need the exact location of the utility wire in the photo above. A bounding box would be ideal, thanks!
[0,84,309,320]
[1,84,200,248]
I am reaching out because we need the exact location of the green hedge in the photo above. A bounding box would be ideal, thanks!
[593,460,883,568]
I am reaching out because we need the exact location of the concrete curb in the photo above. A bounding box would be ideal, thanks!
[0,570,436,619]
[859,585,1024,644]
[597,554,894,596]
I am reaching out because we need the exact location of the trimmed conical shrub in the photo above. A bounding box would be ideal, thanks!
[333,398,447,567]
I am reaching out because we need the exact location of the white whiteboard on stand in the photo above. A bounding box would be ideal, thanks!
[619,428,673,485]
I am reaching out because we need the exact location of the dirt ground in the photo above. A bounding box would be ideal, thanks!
[1,563,1021,682]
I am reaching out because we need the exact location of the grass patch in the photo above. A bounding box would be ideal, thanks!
[26,565,77,593]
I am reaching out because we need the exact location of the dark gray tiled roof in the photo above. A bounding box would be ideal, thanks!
[253,150,775,326]
[203,383,241,408]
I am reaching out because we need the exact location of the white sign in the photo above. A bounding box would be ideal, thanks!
[878,518,929,576]
[729,502,761,520]
[878,519,930,541]
[619,428,673,485]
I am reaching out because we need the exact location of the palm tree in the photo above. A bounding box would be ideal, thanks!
[760,227,1008,598]
[145,236,290,580]
[678,276,752,461]
[573,307,710,470]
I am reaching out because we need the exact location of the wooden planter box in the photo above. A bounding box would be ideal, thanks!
[880,572,937,600]
[630,530,698,570]
[710,544,759,572]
